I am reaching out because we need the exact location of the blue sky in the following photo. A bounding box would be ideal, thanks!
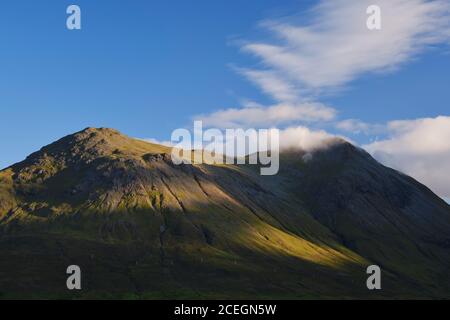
[1,0,450,199]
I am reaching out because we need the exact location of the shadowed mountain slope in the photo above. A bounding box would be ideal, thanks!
[0,127,449,299]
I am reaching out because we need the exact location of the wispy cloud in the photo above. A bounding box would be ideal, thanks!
[243,0,450,96]
[336,119,385,135]
[237,68,299,103]
[196,101,335,128]
[197,0,450,129]
[191,1,450,198]
[364,116,450,198]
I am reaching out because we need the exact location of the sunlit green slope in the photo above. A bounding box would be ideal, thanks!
[0,128,449,299]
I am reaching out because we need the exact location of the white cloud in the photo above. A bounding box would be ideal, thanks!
[196,101,336,128]
[278,126,345,151]
[243,0,450,96]
[364,116,450,198]
[181,1,450,199]
[336,119,385,135]
[238,69,299,102]
[336,119,371,134]
[235,1,450,198]
[140,126,346,158]
[199,0,450,131]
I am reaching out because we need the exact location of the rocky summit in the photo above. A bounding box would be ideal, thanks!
[1,127,450,299]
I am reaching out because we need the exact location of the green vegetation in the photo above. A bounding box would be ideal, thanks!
[1,127,450,299]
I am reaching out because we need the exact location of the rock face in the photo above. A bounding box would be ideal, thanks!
[0,127,449,299]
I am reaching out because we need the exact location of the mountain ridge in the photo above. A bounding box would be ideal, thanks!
[1,127,449,299]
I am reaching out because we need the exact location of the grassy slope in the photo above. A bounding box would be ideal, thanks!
[0,128,449,299]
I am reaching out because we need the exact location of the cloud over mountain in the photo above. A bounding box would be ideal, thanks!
[365,116,450,198]
[192,0,450,199]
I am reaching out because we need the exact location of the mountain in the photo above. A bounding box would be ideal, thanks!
[1,127,450,299]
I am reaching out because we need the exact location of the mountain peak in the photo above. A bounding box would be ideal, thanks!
[1,127,450,299]
[75,127,124,139]
[15,127,171,168]
[70,126,126,145]
[80,126,118,133]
